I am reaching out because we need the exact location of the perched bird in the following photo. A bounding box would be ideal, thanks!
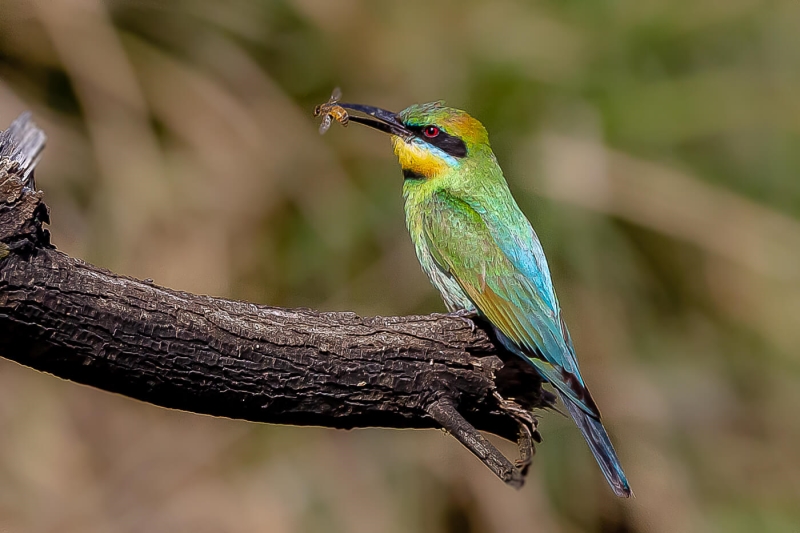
[322,98,631,497]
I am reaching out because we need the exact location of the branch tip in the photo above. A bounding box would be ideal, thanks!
[427,398,527,488]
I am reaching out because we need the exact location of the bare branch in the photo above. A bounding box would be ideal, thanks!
[0,114,553,487]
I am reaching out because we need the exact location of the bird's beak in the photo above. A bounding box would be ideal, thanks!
[338,103,413,140]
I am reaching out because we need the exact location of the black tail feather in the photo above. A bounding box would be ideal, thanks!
[559,391,632,497]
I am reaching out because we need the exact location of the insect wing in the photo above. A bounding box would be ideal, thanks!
[319,113,333,134]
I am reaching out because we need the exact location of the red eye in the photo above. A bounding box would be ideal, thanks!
[423,126,440,138]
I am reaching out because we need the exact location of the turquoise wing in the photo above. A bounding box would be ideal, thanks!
[422,189,598,417]
[421,188,631,497]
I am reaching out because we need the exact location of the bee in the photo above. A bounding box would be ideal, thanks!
[314,87,349,134]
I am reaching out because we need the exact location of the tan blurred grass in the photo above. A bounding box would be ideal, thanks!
[1,0,800,531]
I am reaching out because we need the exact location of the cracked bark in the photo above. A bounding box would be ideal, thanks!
[0,114,553,488]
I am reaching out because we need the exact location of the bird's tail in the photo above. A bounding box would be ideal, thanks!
[558,391,632,497]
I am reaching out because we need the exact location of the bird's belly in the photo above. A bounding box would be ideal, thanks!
[417,247,475,313]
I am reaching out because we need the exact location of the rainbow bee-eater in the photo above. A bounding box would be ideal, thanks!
[322,98,631,497]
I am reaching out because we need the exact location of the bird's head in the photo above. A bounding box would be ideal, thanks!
[337,100,491,180]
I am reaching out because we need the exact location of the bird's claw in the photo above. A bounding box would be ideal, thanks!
[447,308,479,333]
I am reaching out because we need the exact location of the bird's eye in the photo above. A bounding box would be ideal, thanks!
[423,126,440,138]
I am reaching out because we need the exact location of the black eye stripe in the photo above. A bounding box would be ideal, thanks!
[406,125,468,158]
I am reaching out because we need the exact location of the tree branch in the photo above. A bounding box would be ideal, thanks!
[0,114,553,487]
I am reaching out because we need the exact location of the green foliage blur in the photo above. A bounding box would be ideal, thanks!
[2,0,800,531]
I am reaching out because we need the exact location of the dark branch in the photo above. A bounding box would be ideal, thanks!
[0,114,553,488]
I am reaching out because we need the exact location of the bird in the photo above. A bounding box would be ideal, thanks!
[320,97,631,497]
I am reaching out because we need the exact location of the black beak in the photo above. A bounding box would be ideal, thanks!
[338,103,413,140]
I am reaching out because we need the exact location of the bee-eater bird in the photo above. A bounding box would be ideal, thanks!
[324,99,631,497]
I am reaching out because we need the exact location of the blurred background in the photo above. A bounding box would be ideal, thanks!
[1,0,800,531]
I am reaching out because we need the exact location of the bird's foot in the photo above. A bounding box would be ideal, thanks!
[446,308,479,333]
[493,391,537,473]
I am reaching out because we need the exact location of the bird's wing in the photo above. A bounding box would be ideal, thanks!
[423,190,600,418]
